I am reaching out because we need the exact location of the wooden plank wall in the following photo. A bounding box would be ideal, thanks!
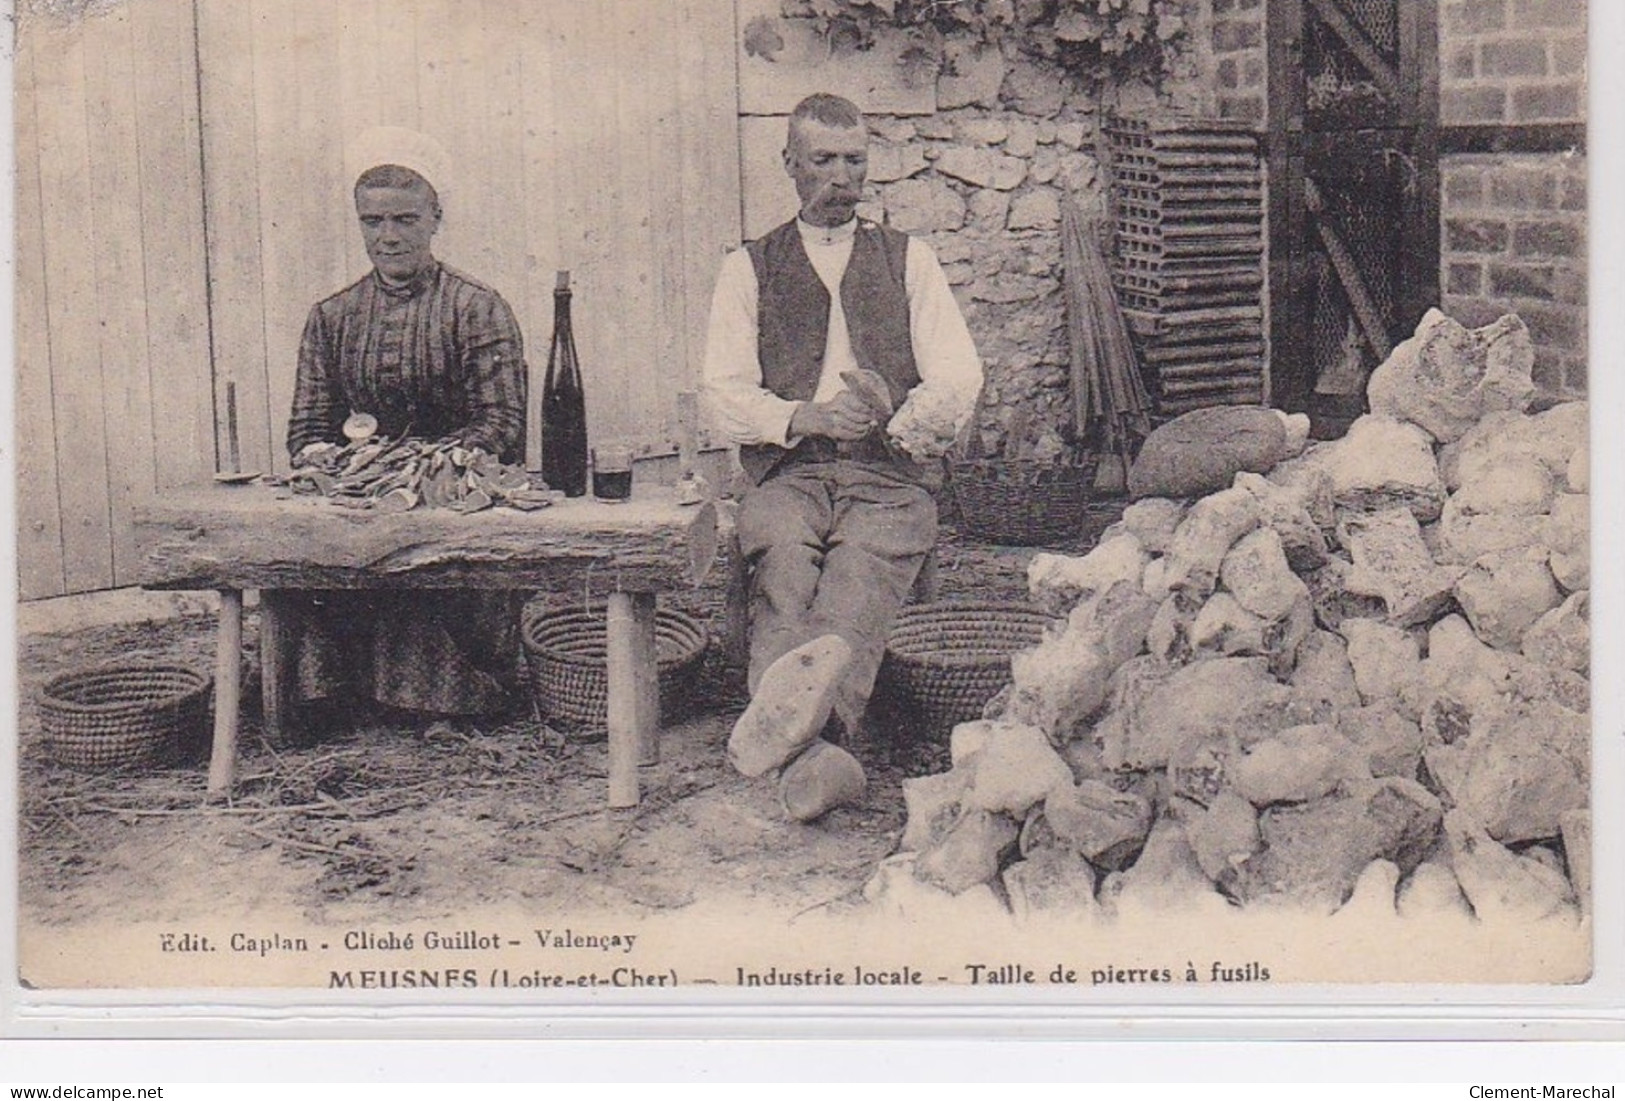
[14,0,215,600]
[194,0,743,477]
[16,0,743,599]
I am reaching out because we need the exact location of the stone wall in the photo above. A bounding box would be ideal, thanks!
[1438,0,1587,396]
[736,0,1217,458]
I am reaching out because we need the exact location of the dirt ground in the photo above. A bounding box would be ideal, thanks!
[16,517,1111,934]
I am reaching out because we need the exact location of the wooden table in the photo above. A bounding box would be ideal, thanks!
[133,484,722,806]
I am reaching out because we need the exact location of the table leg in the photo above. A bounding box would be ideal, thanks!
[207,589,245,798]
[605,591,658,808]
[258,590,299,748]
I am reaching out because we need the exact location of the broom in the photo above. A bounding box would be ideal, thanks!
[1060,192,1153,495]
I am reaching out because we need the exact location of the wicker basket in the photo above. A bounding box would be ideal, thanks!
[521,604,708,734]
[950,457,1100,546]
[39,662,212,772]
[875,602,1055,741]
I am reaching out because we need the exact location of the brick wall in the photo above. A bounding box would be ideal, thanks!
[1211,0,1267,125]
[1438,0,1586,395]
[1440,0,1586,126]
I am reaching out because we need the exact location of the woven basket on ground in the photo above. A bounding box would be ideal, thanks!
[950,457,1100,547]
[521,604,708,735]
[875,601,1055,742]
[39,662,212,772]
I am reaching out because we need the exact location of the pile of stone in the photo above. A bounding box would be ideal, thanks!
[865,308,1591,925]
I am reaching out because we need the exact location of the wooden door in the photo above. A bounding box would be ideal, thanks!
[14,1,216,599]
[1267,0,1439,432]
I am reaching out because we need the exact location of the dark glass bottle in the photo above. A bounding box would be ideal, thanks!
[540,270,589,497]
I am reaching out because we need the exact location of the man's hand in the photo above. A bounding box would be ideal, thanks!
[790,392,877,442]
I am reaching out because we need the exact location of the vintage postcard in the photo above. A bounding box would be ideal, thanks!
[6,0,1610,1011]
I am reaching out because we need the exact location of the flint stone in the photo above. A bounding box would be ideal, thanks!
[1267,594,1317,680]
[1436,499,1548,565]
[1008,633,1112,740]
[1267,449,1338,532]
[1068,581,1160,668]
[1222,527,1310,622]
[962,720,1074,816]
[1366,308,1535,444]
[1003,847,1101,921]
[900,768,972,853]
[1142,556,1172,601]
[1444,809,1574,922]
[1397,860,1472,919]
[1230,723,1371,807]
[1561,808,1591,917]
[1336,705,1426,780]
[779,740,867,822]
[914,808,1020,894]
[1279,411,1312,458]
[1232,777,1444,914]
[1163,487,1261,602]
[1545,493,1589,592]
[1059,735,1106,785]
[1191,591,1267,657]
[1086,656,1168,762]
[1440,402,1586,491]
[1120,497,1187,555]
[1424,700,1588,844]
[1332,860,1401,923]
[1342,618,1425,718]
[1524,843,1564,875]
[1522,590,1589,675]
[1305,556,1387,631]
[1146,593,1197,665]
[1099,818,1227,916]
[1455,547,1561,650]
[864,853,1007,922]
[1028,534,1148,616]
[1292,630,1363,713]
[1105,656,1294,770]
[935,145,1026,190]
[1187,790,1262,886]
[1127,406,1289,499]
[1324,416,1446,523]
[1566,441,1588,493]
[1043,780,1152,870]
[1452,453,1557,518]
[949,720,994,766]
[1234,472,1328,572]
[1168,735,1231,806]
[1337,506,1463,626]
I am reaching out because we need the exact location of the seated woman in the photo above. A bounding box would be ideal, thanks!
[284,128,528,730]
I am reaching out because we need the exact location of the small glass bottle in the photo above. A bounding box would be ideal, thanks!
[540,270,589,497]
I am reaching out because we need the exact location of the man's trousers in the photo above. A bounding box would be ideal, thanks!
[734,458,938,739]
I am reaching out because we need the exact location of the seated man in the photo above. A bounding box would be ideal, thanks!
[703,93,983,816]
[284,128,528,730]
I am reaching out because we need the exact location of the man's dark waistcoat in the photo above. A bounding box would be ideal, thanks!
[739,218,922,485]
